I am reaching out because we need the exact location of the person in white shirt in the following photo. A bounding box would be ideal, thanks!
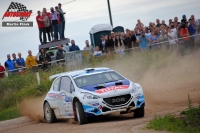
[167,27,178,51]
[93,46,102,57]
[84,40,94,55]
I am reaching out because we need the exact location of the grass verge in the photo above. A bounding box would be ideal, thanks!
[147,95,200,133]
[0,106,21,121]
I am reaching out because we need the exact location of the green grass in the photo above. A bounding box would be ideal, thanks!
[147,95,200,133]
[0,106,21,121]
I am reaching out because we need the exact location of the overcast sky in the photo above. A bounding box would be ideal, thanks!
[0,0,200,65]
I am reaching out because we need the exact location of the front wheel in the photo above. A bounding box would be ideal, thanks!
[75,101,88,125]
[44,102,57,123]
[134,107,144,118]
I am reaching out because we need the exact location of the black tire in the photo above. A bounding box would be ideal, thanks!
[75,101,88,125]
[134,107,145,118]
[44,102,57,123]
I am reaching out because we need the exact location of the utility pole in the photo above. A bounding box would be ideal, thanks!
[107,0,113,27]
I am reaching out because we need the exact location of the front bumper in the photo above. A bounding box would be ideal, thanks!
[81,93,145,117]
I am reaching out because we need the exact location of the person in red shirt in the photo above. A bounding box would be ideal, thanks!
[180,22,190,55]
[0,63,5,78]
[43,8,53,41]
[36,11,47,45]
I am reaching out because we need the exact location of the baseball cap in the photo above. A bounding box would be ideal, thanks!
[55,6,58,9]
[182,14,186,18]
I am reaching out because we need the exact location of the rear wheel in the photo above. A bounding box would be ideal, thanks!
[44,102,57,123]
[75,101,88,125]
[134,107,144,118]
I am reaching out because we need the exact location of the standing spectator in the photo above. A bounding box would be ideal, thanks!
[12,53,17,62]
[58,3,66,38]
[136,30,151,50]
[191,15,199,29]
[155,27,161,36]
[170,22,178,43]
[159,27,168,49]
[188,18,196,50]
[69,40,80,52]
[105,35,114,53]
[36,11,46,45]
[16,53,25,67]
[55,6,64,40]
[84,40,94,55]
[16,52,25,72]
[26,50,38,71]
[39,48,51,70]
[174,17,180,28]
[50,7,62,41]
[123,33,132,49]
[181,15,187,27]
[145,27,151,36]
[93,46,102,57]
[167,27,178,51]
[42,11,51,42]
[156,19,161,27]
[120,32,125,40]
[114,35,125,54]
[56,44,65,63]
[161,20,167,27]
[131,31,137,47]
[12,53,19,71]
[169,19,173,25]
[0,63,5,78]
[149,22,154,31]
[136,19,144,27]
[180,22,190,54]
[5,54,15,73]
[111,32,115,41]
[150,30,160,49]
[99,35,106,53]
[43,8,53,41]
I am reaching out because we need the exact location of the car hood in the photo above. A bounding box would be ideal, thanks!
[80,79,133,97]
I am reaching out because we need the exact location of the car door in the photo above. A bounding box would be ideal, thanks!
[57,76,75,118]
[49,78,61,108]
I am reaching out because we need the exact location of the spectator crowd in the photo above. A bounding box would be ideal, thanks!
[0,12,200,78]
[36,3,66,44]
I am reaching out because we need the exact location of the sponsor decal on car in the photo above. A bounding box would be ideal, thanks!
[83,105,102,115]
[136,95,145,108]
[65,96,71,102]
[95,85,129,94]
[87,101,100,107]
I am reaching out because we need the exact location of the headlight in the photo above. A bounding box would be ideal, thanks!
[81,92,100,99]
[132,86,140,93]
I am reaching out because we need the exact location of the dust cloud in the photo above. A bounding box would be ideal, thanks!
[20,96,46,122]
[20,50,200,121]
[104,50,200,116]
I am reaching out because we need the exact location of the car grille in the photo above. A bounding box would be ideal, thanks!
[103,94,131,106]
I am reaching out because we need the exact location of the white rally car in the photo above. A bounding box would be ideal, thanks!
[43,67,145,124]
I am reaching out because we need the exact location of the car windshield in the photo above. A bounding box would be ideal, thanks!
[74,71,125,88]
